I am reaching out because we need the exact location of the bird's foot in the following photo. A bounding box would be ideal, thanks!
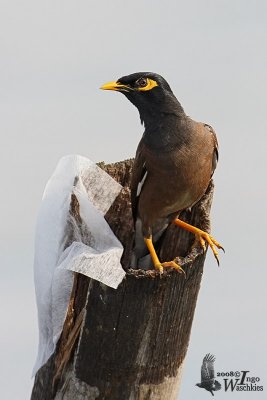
[155,260,185,275]
[174,219,224,265]
[194,230,224,265]
[144,237,185,276]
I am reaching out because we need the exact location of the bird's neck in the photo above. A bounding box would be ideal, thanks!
[141,101,188,152]
[140,95,185,128]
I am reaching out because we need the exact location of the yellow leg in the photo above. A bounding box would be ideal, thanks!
[144,237,185,274]
[173,219,224,264]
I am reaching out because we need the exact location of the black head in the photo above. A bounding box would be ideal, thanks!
[101,72,172,94]
[100,72,184,125]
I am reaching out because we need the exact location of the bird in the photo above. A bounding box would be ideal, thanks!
[100,72,223,274]
[196,353,221,396]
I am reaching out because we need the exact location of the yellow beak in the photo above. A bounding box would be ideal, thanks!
[100,81,131,92]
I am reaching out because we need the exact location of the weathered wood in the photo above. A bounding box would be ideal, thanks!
[31,159,215,400]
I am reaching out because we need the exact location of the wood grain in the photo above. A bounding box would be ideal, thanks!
[31,159,214,400]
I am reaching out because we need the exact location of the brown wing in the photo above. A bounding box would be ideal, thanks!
[204,123,219,177]
[130,139,147,221]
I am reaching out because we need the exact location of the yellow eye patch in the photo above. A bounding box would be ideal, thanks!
[137,78,158,92]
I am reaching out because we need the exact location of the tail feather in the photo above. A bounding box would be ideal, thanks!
[214,380,221,391]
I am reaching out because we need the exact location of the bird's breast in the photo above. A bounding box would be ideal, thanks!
[138,128,214,227]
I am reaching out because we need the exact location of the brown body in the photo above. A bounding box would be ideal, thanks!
[131,119,218,238]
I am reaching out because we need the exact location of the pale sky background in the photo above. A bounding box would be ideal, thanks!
[1,1,267,399]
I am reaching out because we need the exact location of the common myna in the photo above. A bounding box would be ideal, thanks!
[101,72,223,274]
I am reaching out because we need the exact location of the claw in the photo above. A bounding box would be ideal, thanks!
[201,232,223,265]
[197,235,206,252]
[161,260,186,276]
[173,219,224,266]
[155,261,186,276]
[214,253,220,267]
[145,237,186,276]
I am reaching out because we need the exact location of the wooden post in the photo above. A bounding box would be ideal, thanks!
[31,159,215,400]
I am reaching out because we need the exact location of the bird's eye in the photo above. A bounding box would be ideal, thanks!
[136,78,147,88]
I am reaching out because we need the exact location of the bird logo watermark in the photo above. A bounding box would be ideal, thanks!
[196,353,221,396]
[196,354,264,395]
